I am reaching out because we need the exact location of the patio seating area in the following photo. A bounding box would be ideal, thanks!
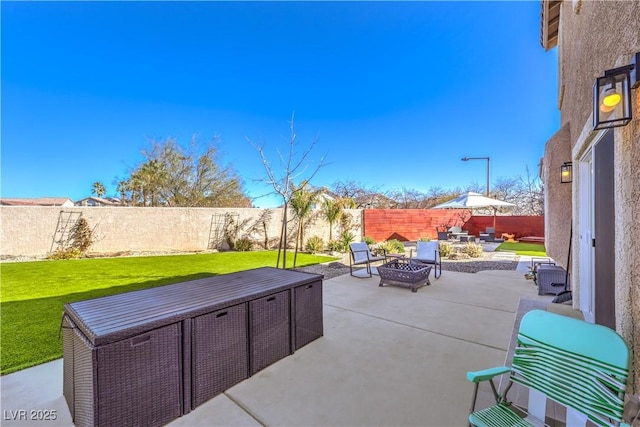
[1,267,568,427]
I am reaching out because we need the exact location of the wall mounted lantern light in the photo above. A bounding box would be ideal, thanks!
[593,52,639,130]
[560,162,573,184]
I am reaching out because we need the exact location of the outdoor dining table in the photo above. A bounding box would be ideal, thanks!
[62,267,323,427]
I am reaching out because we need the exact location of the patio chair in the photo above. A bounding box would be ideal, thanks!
[349,242,386,278]
[467,309,631,427]
[437,231,451,241]
[409,241,441,278]
[479,227,495,242]
[448,226,468,241]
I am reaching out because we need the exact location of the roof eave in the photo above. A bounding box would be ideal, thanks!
[540,0,561,51]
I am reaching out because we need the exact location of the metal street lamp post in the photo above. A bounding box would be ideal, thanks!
[461,157,491,196]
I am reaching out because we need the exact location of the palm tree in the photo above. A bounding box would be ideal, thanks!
[91,181,106,198]
[129,160,166,206]
[289,182,318,267]
[141,160,166,206]
[116,180,130,205]
[322,198,343,242]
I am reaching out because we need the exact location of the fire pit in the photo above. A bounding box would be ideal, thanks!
[377,259,432,292]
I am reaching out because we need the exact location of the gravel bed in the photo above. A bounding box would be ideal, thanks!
[295,253,518,279]
[441,258,518,274]
[293,262,351,280]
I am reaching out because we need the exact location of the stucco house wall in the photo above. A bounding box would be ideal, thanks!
[542,0,640,391]
[615,94,640,392]
[542,123,571,268]
[557,2,639,145]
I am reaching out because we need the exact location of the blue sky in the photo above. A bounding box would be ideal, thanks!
[1,1,559,208]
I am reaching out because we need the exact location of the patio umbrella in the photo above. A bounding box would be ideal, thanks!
[432,191,515,228]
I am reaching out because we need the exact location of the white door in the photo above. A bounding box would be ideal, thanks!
[578,149,595,323]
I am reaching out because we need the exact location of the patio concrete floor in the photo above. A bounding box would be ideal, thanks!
[1,266,566,427]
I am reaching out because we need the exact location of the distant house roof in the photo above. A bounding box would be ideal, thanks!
[75,197,120,207]
[0,197,75,207]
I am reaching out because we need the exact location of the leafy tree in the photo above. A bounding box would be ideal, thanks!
[91,181,106,198]
[126,137,251,207]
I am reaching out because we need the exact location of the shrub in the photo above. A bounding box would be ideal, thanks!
[460,242,484,258]
[69,217,94,253]
[339,231,355,252]
[449,252,470,260]
[305,236,324,254]
[233,237,253,252]
[378,239,405,254]
[46,216,95,260]
[327,239,343,252]
[46,248,82,260]
[362,236,376,246]
[418,237,431,242]
[439,241,454,258]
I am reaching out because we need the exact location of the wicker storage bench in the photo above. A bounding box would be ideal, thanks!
[63,317,183,427]
[294,281,324,350]
[63,267,322,427]
[192,303,249,408]
[250,290,292,375]
[378,259,432,292]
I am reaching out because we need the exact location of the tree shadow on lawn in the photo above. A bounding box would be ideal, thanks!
[1,272,218,375]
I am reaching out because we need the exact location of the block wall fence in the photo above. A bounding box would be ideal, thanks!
[0,206,544,258]
[0,207,361,258]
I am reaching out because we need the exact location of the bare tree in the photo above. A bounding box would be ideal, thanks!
[248,114,326,269]
[331,180,384,208]
[490,167,543,215]
[386,187,428,209]
[516,166,544,215]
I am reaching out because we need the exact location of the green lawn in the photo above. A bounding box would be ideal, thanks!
[495,242,547,257]
[0,251,336,375]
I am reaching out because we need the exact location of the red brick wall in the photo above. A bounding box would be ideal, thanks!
[362,209,544,241]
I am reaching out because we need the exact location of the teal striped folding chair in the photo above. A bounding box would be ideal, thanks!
[467,310,631,427]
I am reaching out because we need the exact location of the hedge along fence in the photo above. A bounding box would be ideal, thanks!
[362,209,544,242]
[0,206,363,258]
